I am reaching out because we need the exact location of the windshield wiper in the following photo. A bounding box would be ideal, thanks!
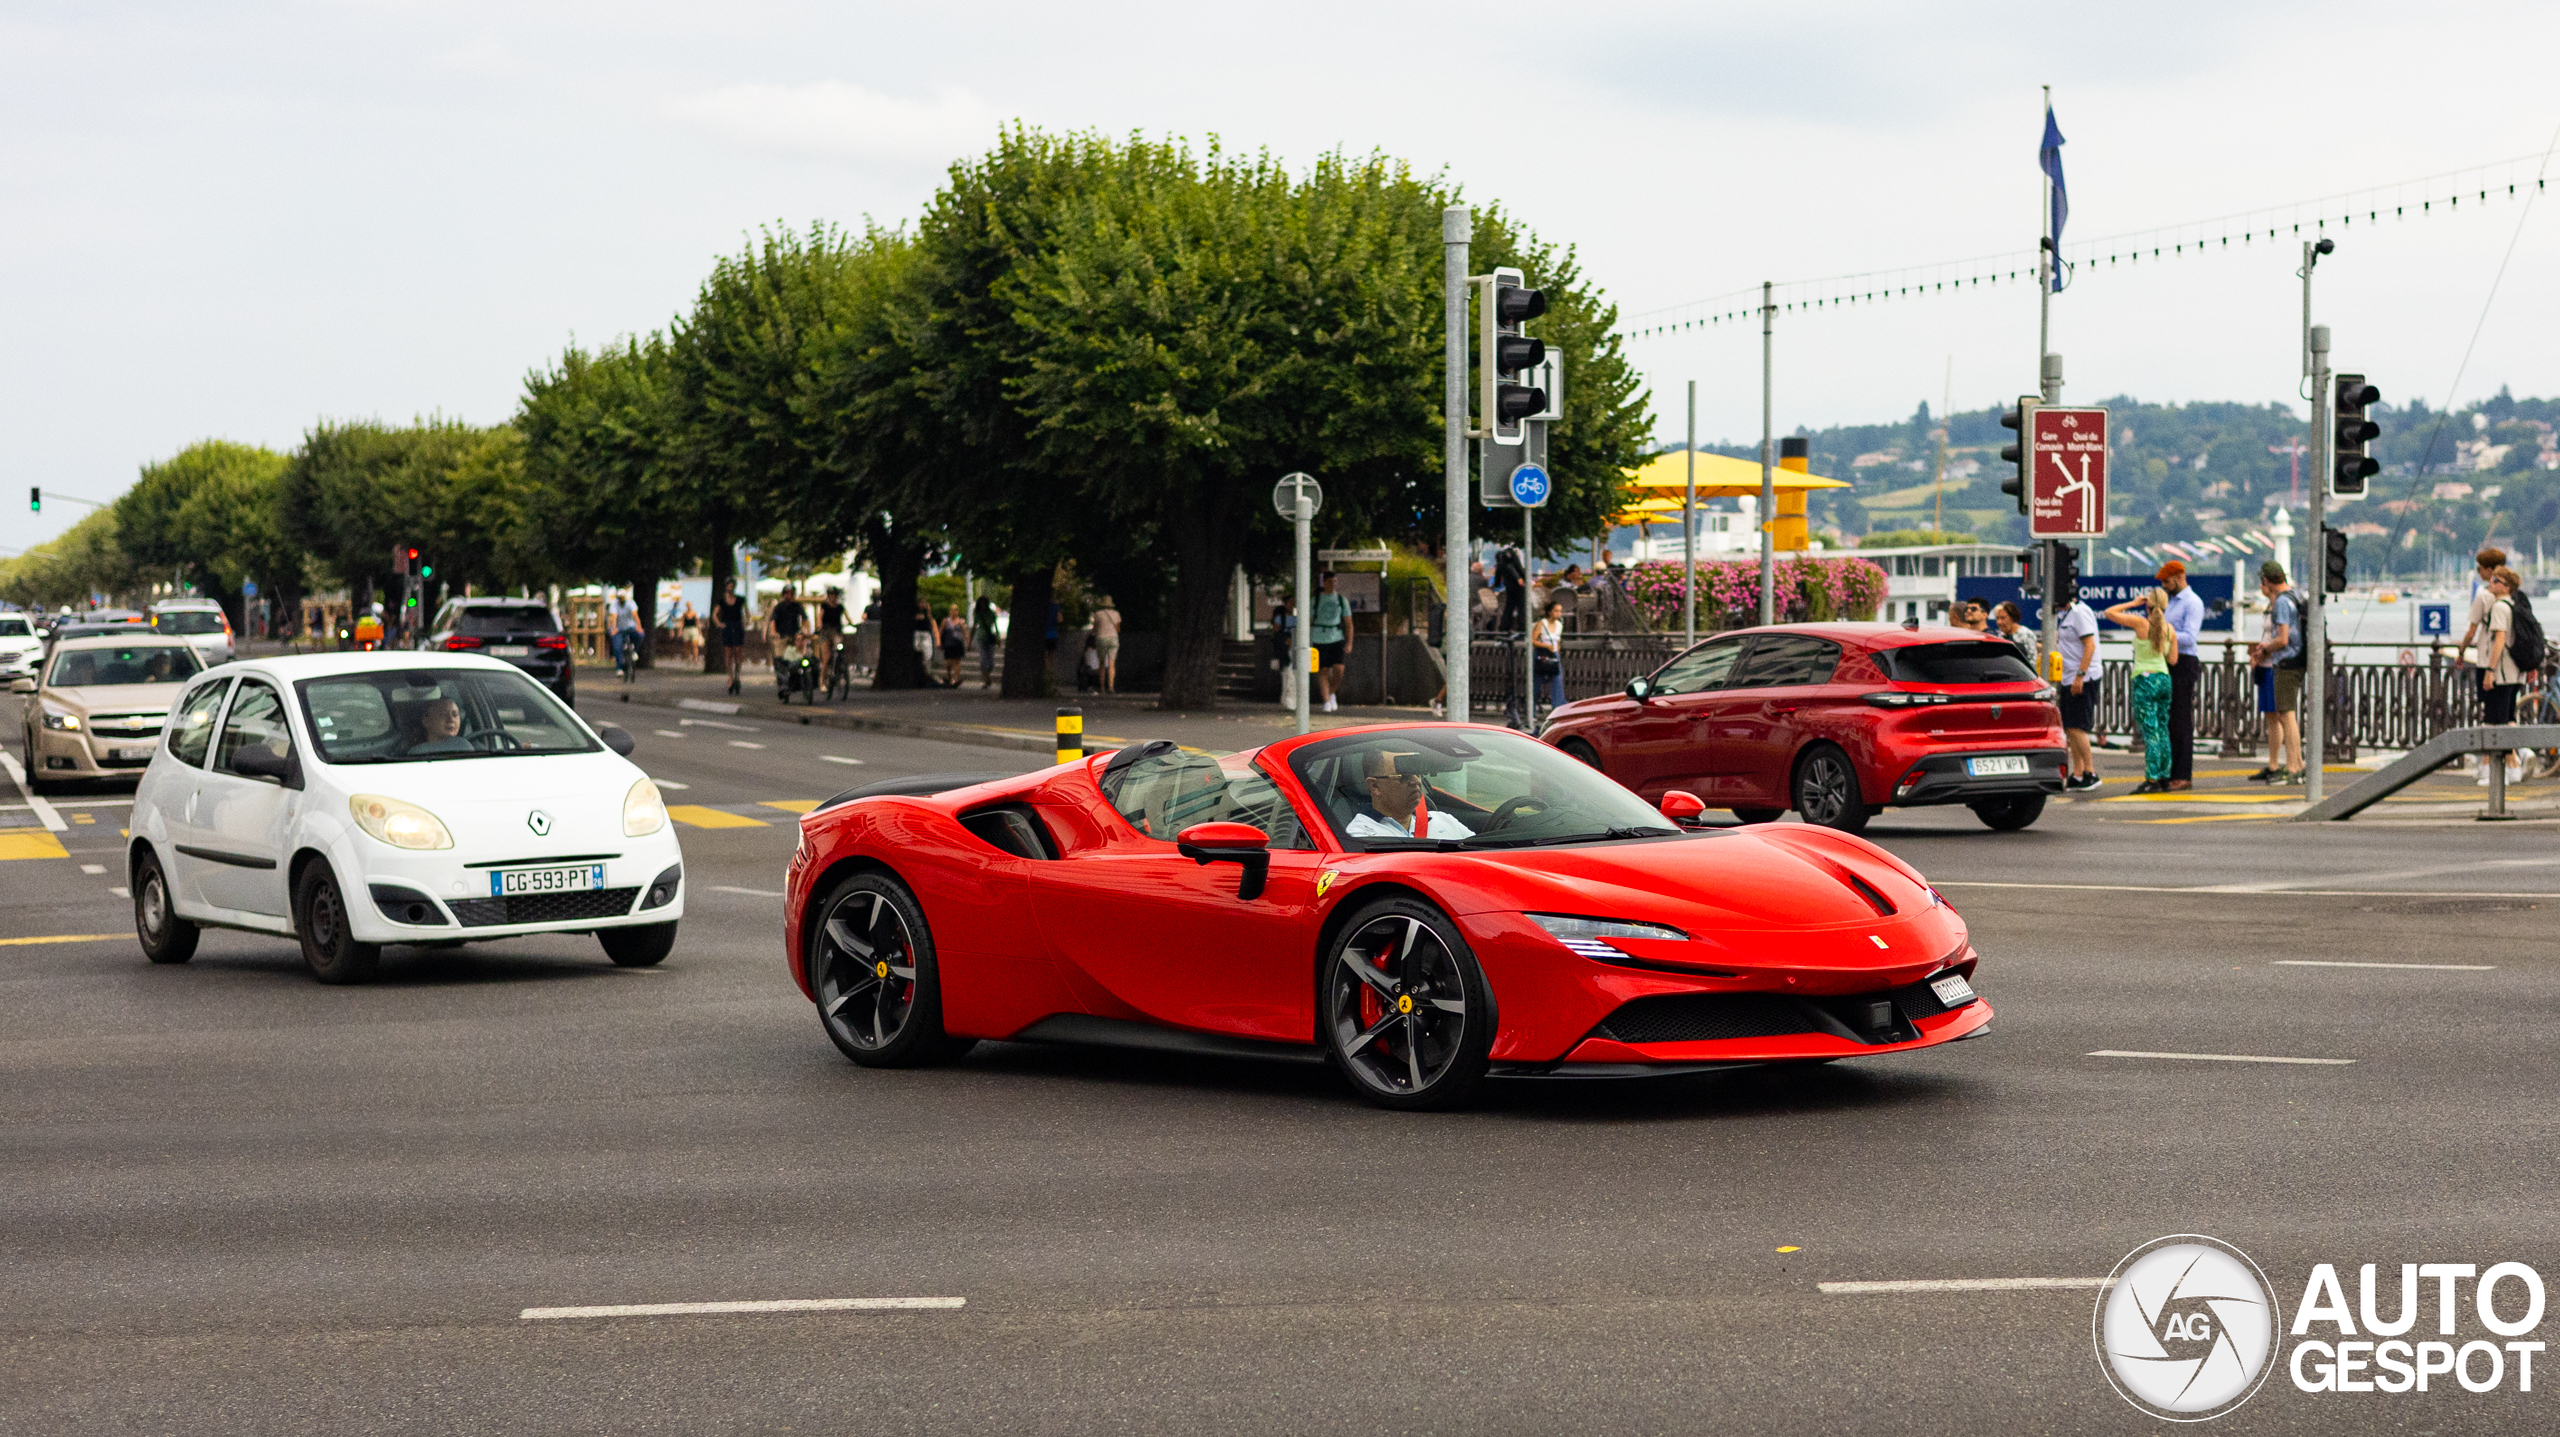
[1354,837,1466,853]
[1547,825,1682,845]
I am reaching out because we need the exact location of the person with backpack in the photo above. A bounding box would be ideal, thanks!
[2246,562,2304,785]
[2475,566,2536,786]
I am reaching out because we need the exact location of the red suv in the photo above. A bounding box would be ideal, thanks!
[1539,623,2066,833]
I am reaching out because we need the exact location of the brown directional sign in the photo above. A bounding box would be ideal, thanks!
[2029,406,2109,538]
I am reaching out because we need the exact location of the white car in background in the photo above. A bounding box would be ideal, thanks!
[0,610,41,682]
[149,599,236,667]
[127,652,684,983]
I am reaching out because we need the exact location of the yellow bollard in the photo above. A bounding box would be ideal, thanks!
[1055,707,1083,765]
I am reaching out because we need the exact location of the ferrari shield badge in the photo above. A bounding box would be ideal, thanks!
[1315,870,1339,898]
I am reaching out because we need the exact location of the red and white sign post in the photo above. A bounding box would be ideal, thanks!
[2028,406,2109,538]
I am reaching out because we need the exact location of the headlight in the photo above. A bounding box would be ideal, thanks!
[623,777,667,837]
[1528,913,1689,944]
[349,794,454,850]
[40,705,81,731]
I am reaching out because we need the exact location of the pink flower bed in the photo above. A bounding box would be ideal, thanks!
[1622,556,1888,630]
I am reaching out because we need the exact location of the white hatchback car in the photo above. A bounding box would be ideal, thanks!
[128,652,684,982]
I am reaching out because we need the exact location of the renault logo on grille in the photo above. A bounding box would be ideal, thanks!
[527,810,552,836]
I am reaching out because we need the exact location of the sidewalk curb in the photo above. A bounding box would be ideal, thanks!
[593,685,1080,757]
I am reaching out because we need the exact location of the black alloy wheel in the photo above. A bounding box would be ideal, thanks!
[133,848,198,965]
[1791,745,1871,834]
[293,860,382,984]
[1970,794,2046,831]
[1320,899,1495,1111]
[808,873,974,1068]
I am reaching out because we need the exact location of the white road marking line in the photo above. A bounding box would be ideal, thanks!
[1820,1278,2114,1294]
[729,741,765,749]
[110,886,128,898]
[676,698,742,716]
[2088,1050,2355,1066]
[654,729,686,738]
[2274,960,2496,971]
[520,1297,964,1320]
[2198,856,2560,893]
[823,755,865,765]
[80,864,105,875]
[648,779,690,790]
[1939,880,2560,899]
[712,885,785,898]
[680,717,756,731]
[0,751,66,832]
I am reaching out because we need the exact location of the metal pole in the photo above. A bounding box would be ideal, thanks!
[2039,84,2053,382]
[1684,380,1697,646]
[2306,320,2331,803]
[1758,280,1775,625]
[1443,205,1471,722]
[1294,495,1313,737]
[1522,507,1536,731]
[2038,353,2063,670]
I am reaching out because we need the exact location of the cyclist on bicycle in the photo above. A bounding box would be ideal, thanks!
[816,587,847,696]
[608,588,643,680]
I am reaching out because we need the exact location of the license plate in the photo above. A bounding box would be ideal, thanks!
[1930,973,1977,1007]
[492,864,603,897]
[488,645,531,657]
[115,745,157,761]
[1965,754,2030,777]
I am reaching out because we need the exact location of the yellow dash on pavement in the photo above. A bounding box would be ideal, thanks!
[1777,1246,1802,1253]
[2127,813,2281,825]
[665,805,769,829]
[759,800,821,814]
[2101,791,2296,804]
[0,831,72,860]
[0,933,122,946]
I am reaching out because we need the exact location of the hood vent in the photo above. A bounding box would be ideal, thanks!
[1839,872,1896,917]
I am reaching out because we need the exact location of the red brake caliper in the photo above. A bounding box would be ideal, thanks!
[1358,947,1385,1051]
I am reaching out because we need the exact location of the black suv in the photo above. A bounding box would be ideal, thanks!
[427,598,575,702]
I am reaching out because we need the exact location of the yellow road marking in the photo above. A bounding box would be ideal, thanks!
[0,830,71,860]
[2127,813,2280,824]
[0,932,121,946]
[758,800,821,814]
[665,804,769,829]
[2101,791,2296,804]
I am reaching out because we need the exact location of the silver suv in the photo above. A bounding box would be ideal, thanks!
[149,600,235,668]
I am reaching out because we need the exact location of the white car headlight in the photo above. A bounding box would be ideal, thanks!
[350,794,454,850]
[623,777,668,837]
[1528,913,1690,944]
[40,705,82,731]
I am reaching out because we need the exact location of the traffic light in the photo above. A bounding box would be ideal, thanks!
[419,561,433,579]
[1999,396,2037,514]
[2333,373,2380,495]
[2322,525,2348,594]
[2050,541,2080,606]
[29,487,40,513]
[1481,267,1548,437]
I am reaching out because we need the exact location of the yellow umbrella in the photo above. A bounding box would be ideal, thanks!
[1626,450,1849,496]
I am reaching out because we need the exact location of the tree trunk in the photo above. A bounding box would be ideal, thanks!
[1157,486,1235,711]
[706,536,733,674]
[629,575,659,669]
[870,527,932,690]
[1000,561,1055,699]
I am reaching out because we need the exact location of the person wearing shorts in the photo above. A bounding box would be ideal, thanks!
[1311,573,1352,713]
[712,580,747,695]
[1088,596,1123,694]
[2057,592,2103,791]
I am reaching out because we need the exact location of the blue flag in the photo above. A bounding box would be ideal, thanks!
[2039,104,2068,292]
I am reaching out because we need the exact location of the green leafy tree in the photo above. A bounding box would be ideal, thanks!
[519,336,695,650]
[113,440,302,629]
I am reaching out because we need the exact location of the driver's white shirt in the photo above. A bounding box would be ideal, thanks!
[1346,810,1475,840]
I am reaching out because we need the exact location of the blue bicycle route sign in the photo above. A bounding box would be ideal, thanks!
[1507,463,1550,508]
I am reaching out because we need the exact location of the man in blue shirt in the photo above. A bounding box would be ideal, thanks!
[2158,561,2206,789]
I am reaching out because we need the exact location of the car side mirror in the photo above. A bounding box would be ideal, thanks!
[230,746,295,783]
[8,677,32,694]
[1624,676,1653,702]
[598,725,636,757]
[1176,821,1271,901]
[1659,790,1708,825]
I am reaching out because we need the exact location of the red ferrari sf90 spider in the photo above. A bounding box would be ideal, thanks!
[782,724,1989,1109]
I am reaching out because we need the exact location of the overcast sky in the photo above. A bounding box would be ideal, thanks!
[7,1,2556,549]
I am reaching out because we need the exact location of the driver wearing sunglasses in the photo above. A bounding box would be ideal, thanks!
[1345,751,1475,840]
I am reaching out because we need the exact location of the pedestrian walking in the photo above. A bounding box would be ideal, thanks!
[679,602,701,665]
[939,604,969,687]
[2245,562,2304,785]
[1952,601,1989,633]
[2104,588,2180,793]
[1088,595,1123,694]
[1271,596,1298,711]
[814,588,846,693]
[713,580,747,694]
[2456,547,2509,773]
[1532,599,1566,713]
[2057,586,2104,791]
[2475,566,2528,787]
[2157,560,2205,790]
[973,592,1000,689]
[1311,573,1352,713]
[1993,601,2038,672]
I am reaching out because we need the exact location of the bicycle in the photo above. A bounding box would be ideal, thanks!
[2521,663,2560,779]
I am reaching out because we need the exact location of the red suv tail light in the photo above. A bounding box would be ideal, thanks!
[441,636,483,651]
[536,634,569,651]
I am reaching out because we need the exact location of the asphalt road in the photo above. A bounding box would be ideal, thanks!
[5,686,2556,1434]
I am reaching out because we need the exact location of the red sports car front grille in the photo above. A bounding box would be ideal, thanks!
[1596,975,1973,1046]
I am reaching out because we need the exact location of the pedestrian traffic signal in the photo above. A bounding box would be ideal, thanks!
[2051,541,2080,605]
[1999,396,2037,514]
[1481,267,1548,438]
[2322,525,2348,594]
[2333,373,2380,495]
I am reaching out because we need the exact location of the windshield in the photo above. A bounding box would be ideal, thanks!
[1876,641,2037,685]
[295,667,600,764]
[0,617,29,637]
[47,645,202,687]
[1288,727,1679,851]
[451,604,559,636]
[153,610,227,635]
